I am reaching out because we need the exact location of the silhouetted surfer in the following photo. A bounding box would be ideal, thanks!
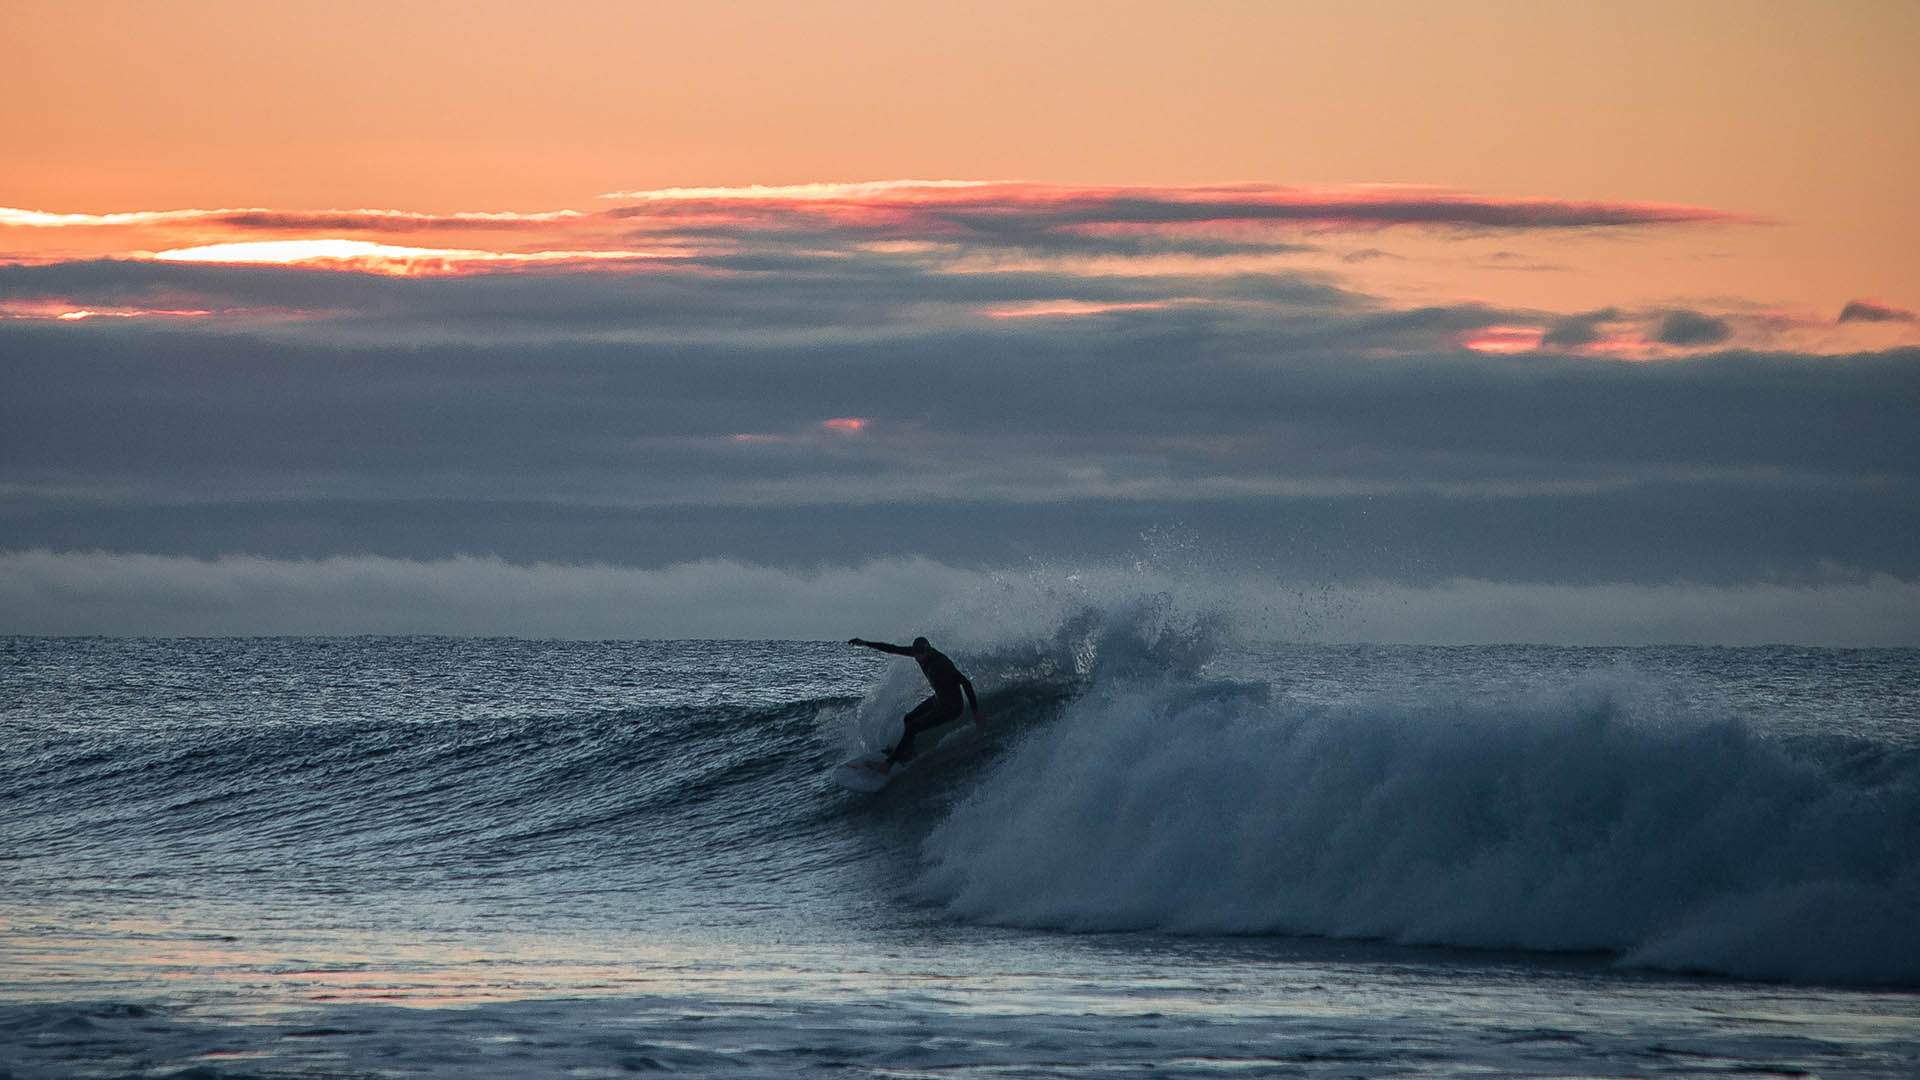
[847,636,981,770]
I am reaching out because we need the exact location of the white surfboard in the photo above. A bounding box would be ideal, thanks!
[831,751,895,793]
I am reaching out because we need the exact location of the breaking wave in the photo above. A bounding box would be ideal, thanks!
[917,668,1920,986]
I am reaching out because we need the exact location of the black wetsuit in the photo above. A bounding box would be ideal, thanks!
[849,639,978,765]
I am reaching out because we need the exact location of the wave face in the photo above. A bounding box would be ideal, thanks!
[918,668,1920,986]
[1,638,894,934]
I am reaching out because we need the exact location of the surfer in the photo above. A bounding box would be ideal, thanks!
[847,636,981,769]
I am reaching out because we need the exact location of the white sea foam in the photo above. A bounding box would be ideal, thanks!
[919,673,1920,985]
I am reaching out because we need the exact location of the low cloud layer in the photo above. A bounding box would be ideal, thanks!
[4,324,1914,507]
[3,550,1914,645]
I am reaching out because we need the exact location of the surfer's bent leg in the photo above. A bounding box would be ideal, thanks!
[886,696,960,766]
[886,697,938,765]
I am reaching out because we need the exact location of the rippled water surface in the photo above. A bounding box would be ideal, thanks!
[3,627,1915,1077]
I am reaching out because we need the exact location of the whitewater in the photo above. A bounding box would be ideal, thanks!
[2,589,1916,1076]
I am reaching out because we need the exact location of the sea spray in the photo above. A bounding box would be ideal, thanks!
[837,569,1229,753]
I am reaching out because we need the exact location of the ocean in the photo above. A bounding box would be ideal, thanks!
[3,595,1917,1077]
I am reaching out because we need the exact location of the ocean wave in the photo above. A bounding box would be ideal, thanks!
[12,609,1915,989]
[7,696,856,888]
[918,676,1920,986]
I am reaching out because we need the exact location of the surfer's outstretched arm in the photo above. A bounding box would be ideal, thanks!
[959,674,983,726]
[848,638,914,656]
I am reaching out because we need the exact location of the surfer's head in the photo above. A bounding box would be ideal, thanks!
[911,636,931,654]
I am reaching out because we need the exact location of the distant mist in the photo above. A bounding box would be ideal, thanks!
[4,550,1914,646]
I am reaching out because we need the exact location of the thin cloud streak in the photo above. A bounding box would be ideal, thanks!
[209,209,585,230]
[600,179,1001,201]
[148,239,688,276]
[596,183,1752,259]
[599,180,1748,229]
[2,549,1913,645]
[2,303,213,321]
[980,299,1175,318]
[1,206,583,229]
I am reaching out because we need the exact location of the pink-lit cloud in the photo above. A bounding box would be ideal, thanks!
[0,298,215,321]
[600,180,998,202]
[727,418,872,443]
[600,180,1750,233]
[1460,325,1546,354]
[1,205,582,230]
[147,239,685,276]
[1,207,255,228]
[981,299,1172,319]
[0,181,1751,295]
[1461,310,1783,360]
[208,209,584,232]
[10,180,1894,367]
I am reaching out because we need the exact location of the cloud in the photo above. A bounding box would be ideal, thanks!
[1,206,262,228]
[0,181,1761,350]
[149,239,682,276]
[1654,309,1733,347]
[1541,308,1621,347]
[1459,325,1546,354]
[4,182,1740,284]
[207,209,584,231]
[3,180,1903,625]
[600,179,1000,201]
[1838,299,1917,324]
[2,550,1913,644]
[8,478,1920,587]
[587,180,1746,268]
[5,298,1918,620]
[979,299,1176,319]
[0,250,1360,342]
[4,311,1916,513]
[0,301,212,321]
[1,205,583,230]
[599,180,1745,230]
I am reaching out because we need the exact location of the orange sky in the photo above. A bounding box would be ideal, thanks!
[4,0,1917,318]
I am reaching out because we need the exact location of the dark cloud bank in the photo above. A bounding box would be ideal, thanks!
[2,254,1916,642]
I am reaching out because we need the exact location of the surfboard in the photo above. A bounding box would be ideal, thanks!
[831,710,977,792]
[831,752,895,793]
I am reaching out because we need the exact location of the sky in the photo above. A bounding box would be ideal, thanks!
[3,0,1917,642]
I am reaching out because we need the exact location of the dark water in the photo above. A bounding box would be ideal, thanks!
[2,621,1916,1077]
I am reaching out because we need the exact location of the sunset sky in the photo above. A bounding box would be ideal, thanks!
[3,0,1917,641]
